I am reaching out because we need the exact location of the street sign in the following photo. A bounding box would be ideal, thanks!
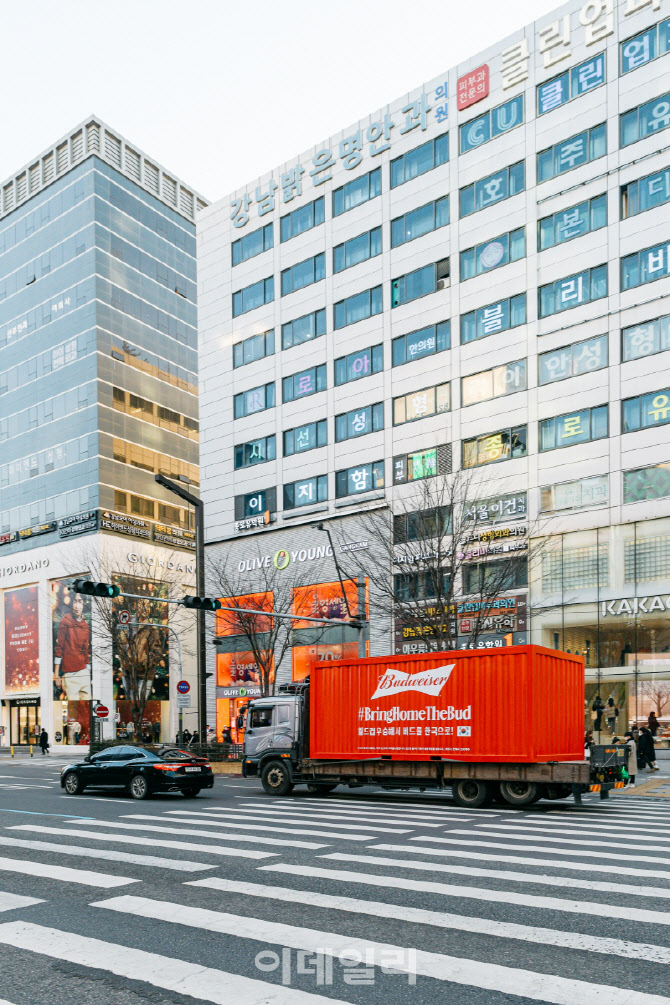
[177,695,190,709]
[113,711,121,722]
[176,680,190,694]
[118,610,130,625]
[95,704,109,719]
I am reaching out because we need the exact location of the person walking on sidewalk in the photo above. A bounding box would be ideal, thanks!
[638,726,659,772]
[39,729,49,755]
[605,697,618,734]
[648,711,660,737]
[623,731,637,787]
[592,696,605,731]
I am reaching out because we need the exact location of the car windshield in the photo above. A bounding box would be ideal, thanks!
[159,748,197,761]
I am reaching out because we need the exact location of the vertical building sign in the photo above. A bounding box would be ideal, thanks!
[457,65,489,110]
[4,586,39,693]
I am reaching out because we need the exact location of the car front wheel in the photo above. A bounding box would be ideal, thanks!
[63,771,83,795]
[129,774,151,800]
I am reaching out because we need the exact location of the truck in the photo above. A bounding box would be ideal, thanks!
[241,646,629,807]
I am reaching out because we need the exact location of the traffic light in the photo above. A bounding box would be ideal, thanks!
[71,579,120,598]
[182,595,221,611]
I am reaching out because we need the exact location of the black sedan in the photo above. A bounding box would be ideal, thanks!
[60,744,214,800]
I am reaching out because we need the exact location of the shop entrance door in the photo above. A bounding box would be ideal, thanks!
[10,704,40,745]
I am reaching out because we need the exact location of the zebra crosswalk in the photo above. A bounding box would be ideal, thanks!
[0,784,667,1004]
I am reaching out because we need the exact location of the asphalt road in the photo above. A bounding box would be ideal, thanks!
[0,757,667,1005]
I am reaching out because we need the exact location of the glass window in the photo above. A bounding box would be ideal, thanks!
[540,475,609,513]
[391,197,449,247]
[394,506,451,544]
[623,464,670,504]
[393,446,451,484]
[234,436,276,470]
[621,241,670,291]
[233,329,274,368]
[459,161,525,218]
[459,95,524,154]
[463,558,527,595]
[334,345,383,385]
[281,308,326,350]
[283,475,328,510]
[391,259,449,308]
[461,360,526,406]
[333,285,383,329]
[232,276,274,318]
[283,419,327,456]
[232,223,273,266]
[623,388,670,432]
[282,364,327,402]
[462,426,527,467]
[622,313,670,362]
[539,405,608,450]
[537,123,606,183]
[281,253,325,296]
[539,335,608,384]
[235,487,277,520]
[538,265,607,318]
[390,133,449,188]
[622,167,670,219]
[460,294,526,345]
[233,383,275,419]
[620,22,666,74]
[392,321,450,366]
[393,383,450,424]
[332,167,381,216]
[536,53,605,117]
[460,228,525,281]
[538,194,607,250]
[335,403,384,442]
[280,197,325,242]
[621,90,670,147]
[335,461,384,498]
[333,227,382,272]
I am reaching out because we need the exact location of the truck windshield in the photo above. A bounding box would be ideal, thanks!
[250,708,273,729]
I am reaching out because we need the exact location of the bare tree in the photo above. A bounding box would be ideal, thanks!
[637,680,670,718]
[207,548,340,696]
[334,467,545,654]
[75,544,195,741]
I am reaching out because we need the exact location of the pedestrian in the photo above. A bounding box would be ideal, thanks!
[39,729,49,755]
[592,695,605,731]
[623,730,637,788]
[648,711,660,737]
[190,730,199,747]
[638,726,659,772]
[584,730,594,759]
[605,697,618,733]
[222,726,232,744]
[152,720,161,744]
[182,729,191,746]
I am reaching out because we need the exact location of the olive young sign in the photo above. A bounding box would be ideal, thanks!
[237,544,333,573]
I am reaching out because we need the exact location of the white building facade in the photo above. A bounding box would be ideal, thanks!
[198,0,670,735]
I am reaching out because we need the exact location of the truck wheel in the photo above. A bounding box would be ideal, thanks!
[307,783,338,794]
[261,760,294,796]
[452,779,491,808]
[499,781,540,807]
[543,783,570,801]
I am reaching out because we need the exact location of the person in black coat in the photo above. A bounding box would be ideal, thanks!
[592,696,605,731]
[39,730,49,755]
[637,726,659,772]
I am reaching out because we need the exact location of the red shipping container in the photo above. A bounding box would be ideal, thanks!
[310,645,584,763]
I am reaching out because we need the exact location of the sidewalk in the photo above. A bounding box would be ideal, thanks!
[0,745,88,758]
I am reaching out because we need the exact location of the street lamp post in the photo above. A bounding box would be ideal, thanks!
[155,473,207,742]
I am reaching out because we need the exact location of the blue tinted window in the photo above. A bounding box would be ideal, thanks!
[390,133,449,188]
[283,475,327,510]
[335,461,384,498]
[537,123,606,183]
[233,329,274,368]
[391,197,449,248]
[333,227,382,273]
[459,96,523,154]
[333,285,382,329]
[538,195,606,251]
[232,224,273,266]
[460,162,525,218]
[392,321,450,366]
[232,276,274,317]
[234,435,276,468]
[283,420,327,456]
[334,345,383,385]
[332,168,381,217]
[335,403,384,442]
[540,406,608,450]
[281,253,325,296]
[281,309,326,349]
[621,90,670,147]
[539,266,607,318]
[280,197,324,242]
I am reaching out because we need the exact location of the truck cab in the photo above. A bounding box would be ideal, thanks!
[241,694,303,794]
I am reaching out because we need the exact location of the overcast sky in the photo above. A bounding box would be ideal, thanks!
[1,0,562,204]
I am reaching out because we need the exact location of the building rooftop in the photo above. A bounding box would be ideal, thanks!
[0,115,208,224]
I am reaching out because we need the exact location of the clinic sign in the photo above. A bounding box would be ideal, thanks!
[457,65,489,110]
[601,596,670,617]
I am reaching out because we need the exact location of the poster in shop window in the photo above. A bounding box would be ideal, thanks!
[51,577,92,701]
[3,586,39,693]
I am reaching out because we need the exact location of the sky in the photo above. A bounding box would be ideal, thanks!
[0,0,562,204]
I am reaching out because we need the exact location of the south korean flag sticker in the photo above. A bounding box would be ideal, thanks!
[457,725,471,737]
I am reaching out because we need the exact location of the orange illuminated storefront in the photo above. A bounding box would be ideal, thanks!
[291,580,368,681]
[215,593,273,743]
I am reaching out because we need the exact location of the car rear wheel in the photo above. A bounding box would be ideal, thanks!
[452,779,491,808]
[181,787,201,798]
[129,774,151,800]
[63,771,83,795]
[307,783,338,794]
[499,780,540,807]
[261,760,294,796]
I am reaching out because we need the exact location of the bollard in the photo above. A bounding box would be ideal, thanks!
[30,745,33,758]
[10,746,14,758]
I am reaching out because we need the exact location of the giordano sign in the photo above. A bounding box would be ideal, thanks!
[237,544,333,574]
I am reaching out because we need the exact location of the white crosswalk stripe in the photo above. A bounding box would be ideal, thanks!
[0,921,351,1005]
[222,805,426,830]
[405,834,670,868]
[235,799,485,821]
[0,834,216,872]
[452,825,670,853]
[158,809,398,837]
[0,855,138,888]
[69,817,329,849]
[8,824,277,860]
[90,894,670,1004]
[185,874,670,961]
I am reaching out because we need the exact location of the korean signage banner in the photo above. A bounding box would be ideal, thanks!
[4,586,39,693]
[291,580,361,629]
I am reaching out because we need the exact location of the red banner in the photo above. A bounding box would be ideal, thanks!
[4,586,39,693]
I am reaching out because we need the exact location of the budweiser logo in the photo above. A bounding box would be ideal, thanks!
[370,664,455,700]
